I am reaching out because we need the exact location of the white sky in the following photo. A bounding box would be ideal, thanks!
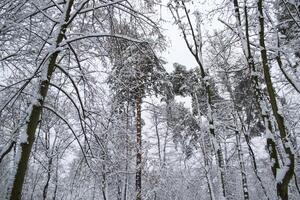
[152,0,227,108]
[160,16,198,72]
[157,0,226,72]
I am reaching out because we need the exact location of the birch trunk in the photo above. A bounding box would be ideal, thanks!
[222,68,250,200]
[232,1,281,198]
[195,12,227,199]
[194,93,216,200]
[200,137,216,200]
[235,129,249,200]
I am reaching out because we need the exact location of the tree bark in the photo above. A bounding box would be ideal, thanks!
[136,93,142,200]
[232,1,280,198]
[123,103,130,200]
[200,137,215,200]
[222,67,250,200]
[42,157,53,200]
[8,1,74,199]
[153,109,162,166]
[169,3,227,197]
[257,0,295,199]
[235,129,249,200]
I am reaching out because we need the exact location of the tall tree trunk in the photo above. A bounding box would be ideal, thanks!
[154,109,162,166]
[257,0,295,199]
[194,93,216,200]
[8,1,74,199]
[52,155,59,200]
[232,1,281,198]
[206,82,227,199]
[236,0,280,179]
[117,175,122,200]
[135,93,142,200]
[238,112,270,200]
[169,1,227,198]
[195,12,227,198]
[123,103,130,200]
[42,157,53,200]
[43,129,55,200]
[162,97,172,168]
[101,162,107,200]
[200,137,216,200]
[222,68,250,200]
[235,128,249,200]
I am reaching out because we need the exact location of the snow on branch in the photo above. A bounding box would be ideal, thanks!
[59,33,145,47]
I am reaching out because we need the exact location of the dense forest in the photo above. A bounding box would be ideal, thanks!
[0,0,300,199]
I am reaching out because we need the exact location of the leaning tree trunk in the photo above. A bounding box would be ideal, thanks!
[243,1,280,181]
[8,1,74,199]
[257,0,295,199]
[232,1,279,198]
[135,92,142,200]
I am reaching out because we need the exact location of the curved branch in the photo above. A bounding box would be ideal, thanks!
[60,33,144,47]
[42,105,90,167]
[0,141,16,164]
[55,64,86,117]
[48,83,93,156]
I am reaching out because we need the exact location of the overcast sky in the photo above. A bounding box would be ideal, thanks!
[158,0,226,72]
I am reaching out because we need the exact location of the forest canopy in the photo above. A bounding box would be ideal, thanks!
[0,0,299,200]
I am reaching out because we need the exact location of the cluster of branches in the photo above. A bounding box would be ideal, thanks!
[0,0,161,199]
[0,0,300,200]
[165,0,300,199]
